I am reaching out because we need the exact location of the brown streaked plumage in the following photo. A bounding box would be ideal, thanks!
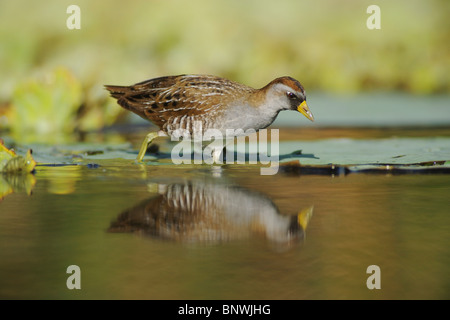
[105,74,314,162]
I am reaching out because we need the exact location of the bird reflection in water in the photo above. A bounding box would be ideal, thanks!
[108,179,313,249]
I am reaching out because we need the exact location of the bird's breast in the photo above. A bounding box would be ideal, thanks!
[162,103,277,140]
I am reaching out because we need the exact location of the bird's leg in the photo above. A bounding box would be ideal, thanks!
[137,131,159,162]
[211,146,224,164]
[209,139,233,164]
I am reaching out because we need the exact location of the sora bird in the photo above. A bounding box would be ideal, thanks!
[105,74,314,162]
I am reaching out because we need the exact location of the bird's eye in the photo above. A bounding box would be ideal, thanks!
[286,91,296,99]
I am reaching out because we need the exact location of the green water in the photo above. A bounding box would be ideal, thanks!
[1,155,449,299]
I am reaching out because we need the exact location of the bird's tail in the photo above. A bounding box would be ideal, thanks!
[104,85,129,99]
[104,84,149,120]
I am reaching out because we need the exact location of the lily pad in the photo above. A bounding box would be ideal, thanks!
[267,137,450,166]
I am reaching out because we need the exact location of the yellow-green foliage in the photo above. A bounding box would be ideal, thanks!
[0,0,449,143]
[9,68,83,143]
[0,140,36,173]
[0,140,36,199]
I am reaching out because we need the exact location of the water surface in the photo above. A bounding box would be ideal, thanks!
[1,147,449,299]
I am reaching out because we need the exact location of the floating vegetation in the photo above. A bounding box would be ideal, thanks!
[0,140,36,199]
[0,140,36,173]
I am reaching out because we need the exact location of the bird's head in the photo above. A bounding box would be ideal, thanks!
[263,76,314,122]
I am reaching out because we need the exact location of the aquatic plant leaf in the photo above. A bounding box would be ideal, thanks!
[272,137,450,166]
[0,141,36,173]
[0,141,36,199]
[9,67,83,143]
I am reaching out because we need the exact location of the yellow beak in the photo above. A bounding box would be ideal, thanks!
[297,101,314,122]
[298,205,314,230]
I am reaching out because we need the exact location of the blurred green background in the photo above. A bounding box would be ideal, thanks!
[0,0,449,143]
